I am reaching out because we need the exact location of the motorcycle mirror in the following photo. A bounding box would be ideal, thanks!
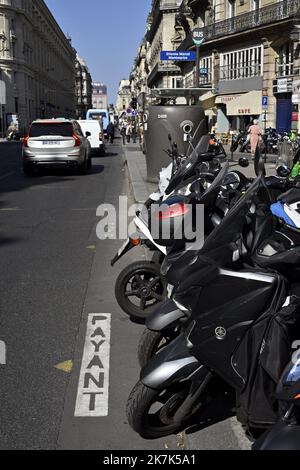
[276,165,290,178]
[190,180,202,195]
[238,157,249,168]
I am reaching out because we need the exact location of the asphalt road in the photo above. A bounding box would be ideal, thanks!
[0,140,250,450]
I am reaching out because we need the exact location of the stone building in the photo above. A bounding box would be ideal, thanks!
[0,0,76,136]
[75,55,92,119]
[146,0,183,89]
[115,79,131,115]
[175,0,300,133]
[92,82,108,110]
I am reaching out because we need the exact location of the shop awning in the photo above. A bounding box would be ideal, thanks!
[226,90,262,116]
[200,91,216,111]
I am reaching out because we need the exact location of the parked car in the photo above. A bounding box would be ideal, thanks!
[77,119,105,155]
[22,118,91,176]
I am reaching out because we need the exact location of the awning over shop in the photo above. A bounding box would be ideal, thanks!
[225,90,262,116]
[200,91,216,110]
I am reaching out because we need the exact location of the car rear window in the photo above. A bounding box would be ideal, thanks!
[29,123,74,137]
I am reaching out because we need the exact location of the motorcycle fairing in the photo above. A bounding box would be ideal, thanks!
[146,299,187,332]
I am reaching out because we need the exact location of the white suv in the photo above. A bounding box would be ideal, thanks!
[22,118,91,176]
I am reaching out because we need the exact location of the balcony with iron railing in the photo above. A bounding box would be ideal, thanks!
[179,0,300,50]
[219,62,262,81]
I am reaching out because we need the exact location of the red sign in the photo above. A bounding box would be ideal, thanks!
[292,112,299,122]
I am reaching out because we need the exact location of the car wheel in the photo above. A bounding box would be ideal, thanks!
[87,156,92,169]
[79,155,88,174]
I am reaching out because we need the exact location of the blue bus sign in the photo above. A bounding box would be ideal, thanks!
[160,51,196,61]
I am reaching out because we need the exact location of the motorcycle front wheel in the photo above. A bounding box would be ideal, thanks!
[138,328,179,369]
[126,381,193,438]
[115,261,167,321]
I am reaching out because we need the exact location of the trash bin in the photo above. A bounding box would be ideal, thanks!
[144,104,207,183]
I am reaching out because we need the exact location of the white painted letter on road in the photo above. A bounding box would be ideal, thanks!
[75,314,111,417]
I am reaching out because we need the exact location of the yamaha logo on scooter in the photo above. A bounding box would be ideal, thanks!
[215,326,227,340]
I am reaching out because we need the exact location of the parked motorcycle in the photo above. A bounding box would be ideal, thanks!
[127,152,300,440]
[253,354,300,449]
[137,152,290,367]
[230,130,250,153]
[112,134,226,321]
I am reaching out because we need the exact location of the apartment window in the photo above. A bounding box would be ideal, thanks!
[251,0,260,10]
[227,0,236,19]
[199,56,212,84]
[277,42,294,77]
[220,45,263,80]
[171,77,182,89]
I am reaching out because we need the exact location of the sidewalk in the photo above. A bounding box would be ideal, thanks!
[122,142,157,203]
[124,142,276,203]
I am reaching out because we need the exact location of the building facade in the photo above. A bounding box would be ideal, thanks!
[176,0,300,133]
[146,0,183,89]
[0,0,76,136]
[75,55,92,119]
[129,0,300,134]
[115,79,131,115]
[92,82,108,110]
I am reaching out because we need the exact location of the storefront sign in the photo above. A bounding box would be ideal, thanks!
[215,94,241,104]
[274,78,293,94]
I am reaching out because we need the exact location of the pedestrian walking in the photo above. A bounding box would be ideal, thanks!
[126,122,132,144]
[248,119,261,155]
[132,120,137,144]
[107,121,115,144]
[120,121,127,145]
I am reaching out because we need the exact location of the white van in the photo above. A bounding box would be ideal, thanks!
[77,119,105,155]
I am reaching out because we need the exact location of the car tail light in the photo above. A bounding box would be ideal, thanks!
[23,135,29,147]
[73,134,81,147]
[155,202,190,220]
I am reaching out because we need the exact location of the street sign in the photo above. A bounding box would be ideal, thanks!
[192,28,205,46]
[199,67,208,76]
[262,96,268,109]
[160,51,196,61]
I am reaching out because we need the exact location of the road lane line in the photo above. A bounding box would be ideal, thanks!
[75,313,111,417]
[0,171,16,181]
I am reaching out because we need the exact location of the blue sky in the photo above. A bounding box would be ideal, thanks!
[45,0,152,104]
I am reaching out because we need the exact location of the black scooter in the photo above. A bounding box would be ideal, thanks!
[126,158,300,440]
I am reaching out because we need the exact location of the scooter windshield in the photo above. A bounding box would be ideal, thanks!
[165,134,211,196]
[198,175,262,259]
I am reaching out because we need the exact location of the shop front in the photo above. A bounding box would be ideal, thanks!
[215,90,262,133]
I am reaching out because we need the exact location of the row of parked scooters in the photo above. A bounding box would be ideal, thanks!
[111,130,300,449]
[230,127,300,155]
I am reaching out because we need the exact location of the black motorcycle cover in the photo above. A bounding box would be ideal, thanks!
[233,293,300,430]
